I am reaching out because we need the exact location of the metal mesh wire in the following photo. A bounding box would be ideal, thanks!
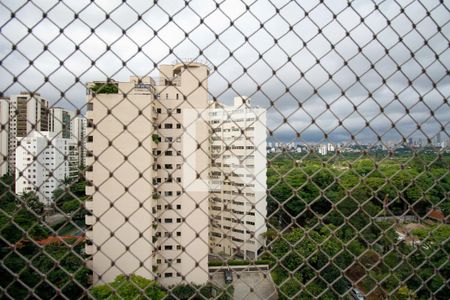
[0,0,449,299]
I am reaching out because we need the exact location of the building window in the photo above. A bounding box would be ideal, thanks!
[176,123,181,129]
[176,93,179,100]
[164,245,173,250]
[164,218,172,223]
[87,103,93,111]
[164,272,172,278]
[164,123,173,129]
[87,136,93,142]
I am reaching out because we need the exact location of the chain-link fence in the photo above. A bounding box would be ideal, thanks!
[0,0,449,299]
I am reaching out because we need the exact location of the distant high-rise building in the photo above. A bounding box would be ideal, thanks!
[49,107,75,139]
[327,143,335,152]
[71,116,87,168]
[6,93,49,174]
[0,98,10,176]
[436,132,442,145]
[15,131,78,205]
[318,144,327,155]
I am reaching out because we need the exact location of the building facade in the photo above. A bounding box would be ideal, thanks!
[0,94,86,178]
[85,62,267,286]
[15,131,77,205]
[71,116,87,168]
[0,98,9,176]
[49,107,75,139]
[209,97,267,259]
[6,93,49,174]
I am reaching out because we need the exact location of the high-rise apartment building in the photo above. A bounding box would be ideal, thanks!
[0,98,9,176]
[0,96,86,177]
[71,116,87,168]
[85,62,267,286]
[49,107,87,168]
[209,96,267,259]
[49,107,75,139]
[85,62,210,286]
[15,131,78,205]
[6,93,49,174]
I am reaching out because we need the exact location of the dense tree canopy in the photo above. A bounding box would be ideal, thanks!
[266,153,449,299]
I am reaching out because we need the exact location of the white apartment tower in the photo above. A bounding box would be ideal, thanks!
[209,97,267,259]
[85,62,210,286]
[15,131,78,205]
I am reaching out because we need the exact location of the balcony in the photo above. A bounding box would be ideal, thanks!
[85,259,93,269]
[85,230,93,240]
[85,186,95,196]
[84,200,93,211]
[85,215,95,225]
[85,244,95,255]
[85,171,93,181]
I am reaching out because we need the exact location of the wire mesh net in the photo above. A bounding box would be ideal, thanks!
[0,0,449,299]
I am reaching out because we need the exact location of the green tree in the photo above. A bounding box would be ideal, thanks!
[22,192,43,214]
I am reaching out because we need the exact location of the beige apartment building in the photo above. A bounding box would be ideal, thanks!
[85,61,267,286]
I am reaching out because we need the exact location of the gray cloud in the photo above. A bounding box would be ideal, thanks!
[0,0,449,144]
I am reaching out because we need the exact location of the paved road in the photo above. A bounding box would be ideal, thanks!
[211,270,277,300]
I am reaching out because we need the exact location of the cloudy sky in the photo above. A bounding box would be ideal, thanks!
[0,0,449,144]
